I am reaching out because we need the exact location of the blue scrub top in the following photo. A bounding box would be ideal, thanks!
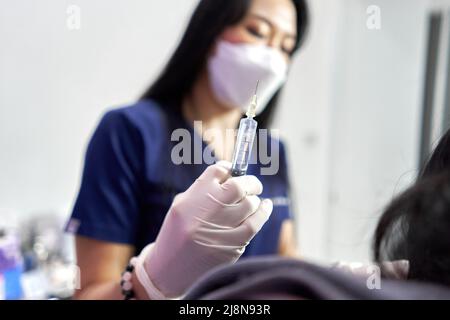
[66,100,293,257]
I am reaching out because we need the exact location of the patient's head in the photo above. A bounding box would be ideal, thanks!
[373,172,450,286]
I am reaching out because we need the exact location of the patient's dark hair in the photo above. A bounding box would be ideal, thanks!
[374,129,450,286]
[420,129,450,180]
[141,0,309,129]
[373,172,450,286]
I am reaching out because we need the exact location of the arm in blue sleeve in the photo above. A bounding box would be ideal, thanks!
[66,109,145,245]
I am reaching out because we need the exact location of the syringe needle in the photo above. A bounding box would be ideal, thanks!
[246,81,260,118]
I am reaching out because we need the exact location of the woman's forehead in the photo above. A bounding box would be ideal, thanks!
[247,0,297,36]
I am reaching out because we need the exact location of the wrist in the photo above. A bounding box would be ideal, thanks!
[119,244,166,300]
[134,243,180,300]
[130,268,151,300]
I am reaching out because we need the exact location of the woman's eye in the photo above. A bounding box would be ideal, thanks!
[246,26,266,39]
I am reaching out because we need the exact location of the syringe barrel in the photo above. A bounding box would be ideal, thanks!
[231,117,258,177]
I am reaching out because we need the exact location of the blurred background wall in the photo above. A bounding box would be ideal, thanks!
[280,0,428,263]
[1,0,450,264]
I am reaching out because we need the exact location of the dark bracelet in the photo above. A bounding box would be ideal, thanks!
[120,257,138,300]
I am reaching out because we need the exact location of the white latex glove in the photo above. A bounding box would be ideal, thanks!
[134,161,273,299]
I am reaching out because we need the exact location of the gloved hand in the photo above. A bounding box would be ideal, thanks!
[134,161,273,299]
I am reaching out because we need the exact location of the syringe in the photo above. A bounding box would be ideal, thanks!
[231,82,259,177]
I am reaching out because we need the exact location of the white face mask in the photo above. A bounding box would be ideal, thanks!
[207,41,288,115]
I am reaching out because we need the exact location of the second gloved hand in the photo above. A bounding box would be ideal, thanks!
[135,161,273,299]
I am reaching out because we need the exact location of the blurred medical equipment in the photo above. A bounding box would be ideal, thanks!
[0,229,24,299]
[135,162,273,299]
[231,82,259,177]
[19,214,77,299]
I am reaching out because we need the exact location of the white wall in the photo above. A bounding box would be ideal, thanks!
[0,0,198,222]
[0,0,443,263]
[325,0,430,262]
[277,0,434,262]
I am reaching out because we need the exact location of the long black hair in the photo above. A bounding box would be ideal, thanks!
[141,0,309,129]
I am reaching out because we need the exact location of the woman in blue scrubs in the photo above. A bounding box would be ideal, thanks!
[67,0,309,299]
